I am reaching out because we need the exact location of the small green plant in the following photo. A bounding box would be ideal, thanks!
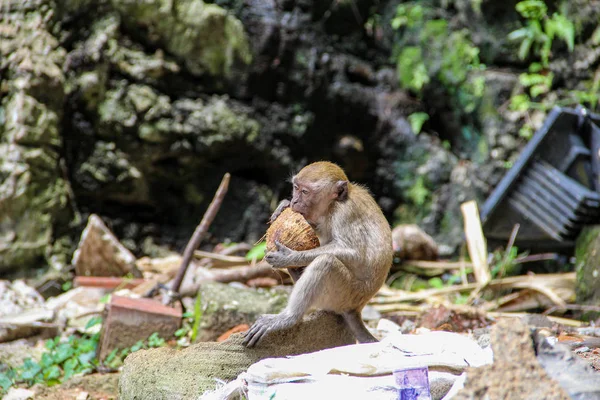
[103,332,169,370]
[490,245,526,279]
[0,317,102,394]
[408,112,430,134]
[407,176,430,207]
[392,3,485,113]
[246,241,267,261]
[509,63,554,139]
[508,0,575,66]
[191,291,203,342]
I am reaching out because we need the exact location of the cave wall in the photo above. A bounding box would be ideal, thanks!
[1,0,599,273]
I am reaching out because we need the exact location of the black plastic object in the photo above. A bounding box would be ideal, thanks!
[481,106,600,252]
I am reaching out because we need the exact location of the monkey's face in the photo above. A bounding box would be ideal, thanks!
[291,179,336,226]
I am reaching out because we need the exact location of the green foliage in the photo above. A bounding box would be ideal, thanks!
[0,328,101,393]
[392,3,485,114]
[172,292,204,346]
[61,281,73,292]
[391,4,425,29]
[246,241,266,261]
[191,291,203,342]
[0,313,168,394]
[490,245,526,279]
[408,112,430,134]
[102,332,169,370]
[397,47,429,92]
[508,0,574,66]
[407,176,430,207]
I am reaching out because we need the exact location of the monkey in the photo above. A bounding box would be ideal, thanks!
[243,161,393,347]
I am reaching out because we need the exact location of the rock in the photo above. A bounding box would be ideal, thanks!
[44,287,106,333]
[452,318,571,400]
[391,224,439,261]
[194,282,288,342]
[0,339,44,368]
[575,225,600,319]
[0,280,48,342]
[118,311,356,399]
[111,0,252,78]
[3,388,36,400]
[72,214,141,277]
[0,0,71,273]
[535,329,600,400]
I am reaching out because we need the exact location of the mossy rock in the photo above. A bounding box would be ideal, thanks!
[119,311,356,399]
[195,281,288,342]
[575,225,600,320]
[111,0,252,78]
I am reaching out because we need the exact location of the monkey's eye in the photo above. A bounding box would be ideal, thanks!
[301,189,309,195]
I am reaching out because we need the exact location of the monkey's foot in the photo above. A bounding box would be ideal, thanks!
[243,314,295,348]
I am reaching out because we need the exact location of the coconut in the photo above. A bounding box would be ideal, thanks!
[266,208,320,252]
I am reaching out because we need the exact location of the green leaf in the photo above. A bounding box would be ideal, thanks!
[515,0,547,19]
[62,281,73,292]
[40,353,54,368]
[508,27,530,41]
[43,365,61,381]
[191,291,203,343]
[99,294,111,304]
[130,341,144,352]
[518,37,533,60]
[63,358,78,380]
[104,348,119,363]
[19,359,42,382]
[77,338,97,354]
[408,112,429,135]
[174,328,188,337]
[45,338,56,351]
[509,94,531,112]
[592,26,600,45]
[85,316,103,330]
[0,372,13,392]
[53,343,75,364]
[245,242,267,261]
[78,351,96,366]
[148,332,166,348]
[428,277,444,289]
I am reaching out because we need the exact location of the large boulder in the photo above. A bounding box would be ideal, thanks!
[118,311,356,399]
[0,0,72,273]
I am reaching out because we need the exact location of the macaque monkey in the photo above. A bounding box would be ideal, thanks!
[243,161,393,347]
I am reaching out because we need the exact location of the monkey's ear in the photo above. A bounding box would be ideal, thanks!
[334,180,348,201]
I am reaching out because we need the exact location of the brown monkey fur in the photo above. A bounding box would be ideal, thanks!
[243,161,393,347]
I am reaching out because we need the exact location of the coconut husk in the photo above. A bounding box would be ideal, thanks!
[266,208,319,252]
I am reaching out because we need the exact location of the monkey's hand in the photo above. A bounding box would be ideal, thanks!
[243,313,295,348]
[264,240,297,268]
[269,199,291,223]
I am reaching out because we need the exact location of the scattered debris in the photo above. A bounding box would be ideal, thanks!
[0,280,49,342]
[205,330,491,400]
[98,295,182,361]
[72,214,141,278]
[451,319,577,400]
[481,106,600,252]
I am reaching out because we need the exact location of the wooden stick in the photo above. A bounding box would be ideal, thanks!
[171,173,231,294]
[371,272,575,305]
[193,250,247,264]
[461,201,491,285]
